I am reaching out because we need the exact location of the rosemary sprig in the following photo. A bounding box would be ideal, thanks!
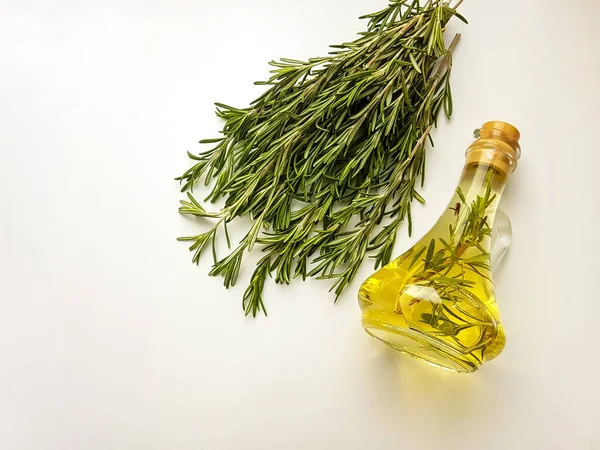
[397,170,498,349]
[177,0,467,316]
[406,170,496,298]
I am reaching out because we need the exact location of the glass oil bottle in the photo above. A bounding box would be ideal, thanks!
[358,121,521,373]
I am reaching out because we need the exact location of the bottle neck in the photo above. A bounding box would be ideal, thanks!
[455,163,508,227]
[457,120,521,227]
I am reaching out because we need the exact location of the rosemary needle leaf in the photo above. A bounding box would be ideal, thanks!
[177,0,466,316]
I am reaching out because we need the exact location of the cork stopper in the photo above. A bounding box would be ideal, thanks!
[466,121,521,176]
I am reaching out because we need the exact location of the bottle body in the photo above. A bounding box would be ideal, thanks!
[358,120,521,373]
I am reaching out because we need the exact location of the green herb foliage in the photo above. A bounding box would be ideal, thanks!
[177,0,466,316]
[406,170,496,302]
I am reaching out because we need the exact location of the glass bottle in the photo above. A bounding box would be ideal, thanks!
[358,121,521,373]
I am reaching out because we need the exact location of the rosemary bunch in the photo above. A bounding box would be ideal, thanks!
[177,0,467,316]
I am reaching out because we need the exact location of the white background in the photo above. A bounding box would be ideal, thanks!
[1,1,599,449]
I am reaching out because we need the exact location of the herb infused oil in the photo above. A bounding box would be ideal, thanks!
[358,121,521,372]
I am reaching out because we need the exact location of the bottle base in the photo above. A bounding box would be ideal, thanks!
[362,315,480,373]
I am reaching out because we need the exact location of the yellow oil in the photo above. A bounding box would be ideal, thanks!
[359,163,509,373]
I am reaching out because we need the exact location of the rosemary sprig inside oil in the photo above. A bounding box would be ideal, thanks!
[402,170,496,310]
